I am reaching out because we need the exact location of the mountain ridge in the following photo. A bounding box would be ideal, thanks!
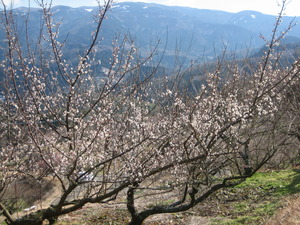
[0,2,299,68]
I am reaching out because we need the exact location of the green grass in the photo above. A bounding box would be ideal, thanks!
[211,169,300,225]
[236,169,300,194]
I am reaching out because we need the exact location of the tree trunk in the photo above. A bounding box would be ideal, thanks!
[129,216,145,225]
[9,218,43,225]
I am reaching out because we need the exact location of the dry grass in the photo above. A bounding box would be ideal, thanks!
[1,177,55,212]
[1,169,300,225]
[265,194,300,225]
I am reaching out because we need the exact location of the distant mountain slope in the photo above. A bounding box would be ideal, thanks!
[0,2,299,68]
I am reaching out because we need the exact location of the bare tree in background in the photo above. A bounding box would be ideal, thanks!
[0,0,299,225]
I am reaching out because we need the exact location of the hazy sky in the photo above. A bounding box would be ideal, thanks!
[3,0,300,16]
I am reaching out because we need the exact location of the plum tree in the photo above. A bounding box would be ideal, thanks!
[0,0,299,225]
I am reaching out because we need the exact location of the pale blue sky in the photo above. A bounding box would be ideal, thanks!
[3,0,300,16]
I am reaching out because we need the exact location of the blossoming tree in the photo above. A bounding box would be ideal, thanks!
[0,0,299,225]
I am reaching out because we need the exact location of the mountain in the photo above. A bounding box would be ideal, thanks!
[0,2,299,68]
[252,36,300,62]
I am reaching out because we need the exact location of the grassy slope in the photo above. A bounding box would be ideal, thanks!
[2,169,299,224]
[211,169,300,225]
[52,169,300,224]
